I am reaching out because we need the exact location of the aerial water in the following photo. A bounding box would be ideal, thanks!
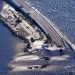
[0,22,14,75]
[25,0,75,45]
[0,0,75,75]
[0,1,23,75]
[0,0,3,12]
[0,21,24,75]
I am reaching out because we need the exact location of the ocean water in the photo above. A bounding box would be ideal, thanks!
[0,22,14,74]
[0,0,75,75]
[0,1,24,75]
[0,22,22,74]
[25,0,75,45]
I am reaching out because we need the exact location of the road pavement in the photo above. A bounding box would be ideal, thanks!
[13,0,65,47]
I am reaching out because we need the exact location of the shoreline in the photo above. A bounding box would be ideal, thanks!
[0,22,24,75]
[0,20,29,43]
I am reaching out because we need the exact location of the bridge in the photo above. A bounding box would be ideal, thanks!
[1,0,75,74]
[8,0,65,47]
[2,0,75,49]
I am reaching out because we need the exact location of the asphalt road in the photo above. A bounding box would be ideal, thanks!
[13,0,66,47]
